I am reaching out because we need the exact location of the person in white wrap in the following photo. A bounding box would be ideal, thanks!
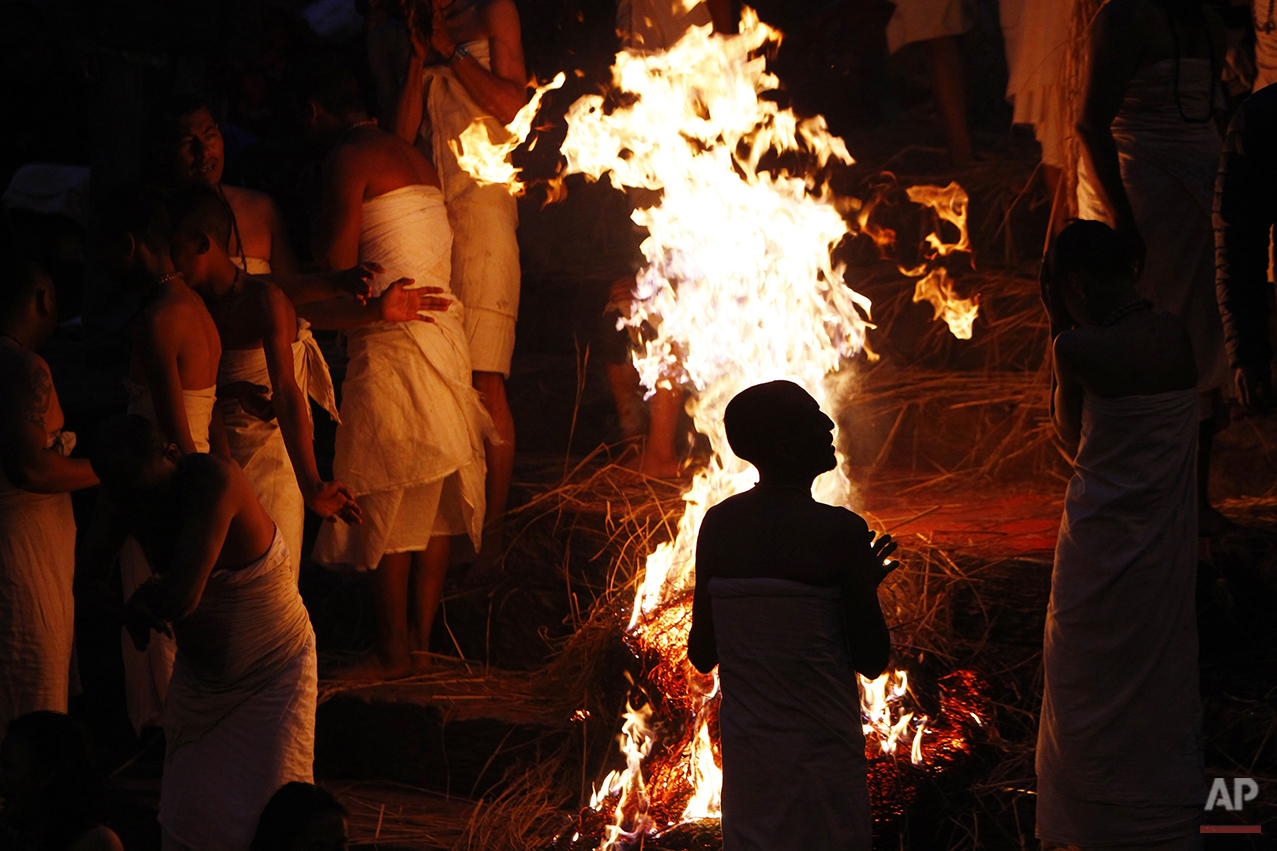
[91,184,224,734]
[0,261,99,745]
[1038,220,1205,849]
[885,0,973,164]
[394,0,526,571]
[1076,0,1233,536]
[86,414,316,851]
[299,63,491,680]
[168,184,364,581]
[1000,0,1073,179]
[687,380,899,851]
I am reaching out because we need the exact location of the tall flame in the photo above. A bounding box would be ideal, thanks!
[552,8,971,844]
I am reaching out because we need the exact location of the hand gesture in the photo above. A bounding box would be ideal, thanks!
[123,584,172,652]
[377,278,451,322]
[340,261,382,304]
[1236,364,1275,414]
[428,0,456,59]
[406,0,431,60]
[865,532,899,588]
[220,381,276,422]
[306,480,364,525]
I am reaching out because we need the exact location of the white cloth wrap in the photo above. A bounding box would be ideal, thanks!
[119,380,217,733]
[709,577,871,851]
[159,528,317,851]
[421,39,521,376]
[1037,389,1205,846]
[218,321,339,582]
[313,185,490,570]
[0,430,77,740]
[1000,0,1071,169]
[1077,58,1229,394]
[886,0,971,54]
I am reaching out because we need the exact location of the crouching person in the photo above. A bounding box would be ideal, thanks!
[85,414,317,851]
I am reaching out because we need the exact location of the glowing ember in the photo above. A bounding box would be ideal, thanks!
[449,72,566,194]
[548,8,979,847]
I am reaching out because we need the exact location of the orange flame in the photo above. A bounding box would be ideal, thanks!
[912,268,979,340]
[449,72,566,195]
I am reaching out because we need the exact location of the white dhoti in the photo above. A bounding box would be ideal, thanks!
[120,381,217,733]
[1037,390,1205,846]
[218,322,339,582]
[313,185,490,570]
[710,577,871,851]
[1078,59,1229,397]
[1000,0,1072,169]
[886,0,971,54]
[422,40,521,376]
[159,528,316,851]
[0,431,78,741]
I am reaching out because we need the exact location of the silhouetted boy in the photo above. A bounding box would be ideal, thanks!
[687,380,897,851]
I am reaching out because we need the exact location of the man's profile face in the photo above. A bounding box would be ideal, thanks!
[173,107,225,186]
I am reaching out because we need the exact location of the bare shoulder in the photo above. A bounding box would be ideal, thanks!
[69,825,125,851]
[183,452,237,491]
[485,0,522,32]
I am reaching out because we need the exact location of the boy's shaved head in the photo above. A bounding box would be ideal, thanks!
[168,183,234,250]
[724,380,819,466]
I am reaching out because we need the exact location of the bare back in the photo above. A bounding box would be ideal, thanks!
[1056,311,1198,399]
[128,281,221,391]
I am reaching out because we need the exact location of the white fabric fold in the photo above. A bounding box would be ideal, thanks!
[159,528,317,851]
[313,185,491,570]
[0,430,78,741]
[1037,389,1204,845]
[219,320,339,581]
[708,576,871,851]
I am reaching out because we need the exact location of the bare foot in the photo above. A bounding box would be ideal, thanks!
[327,651,414,682]
[410,651,434,673]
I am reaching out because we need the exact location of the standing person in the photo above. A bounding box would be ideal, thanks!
[1076,0,1233,534]
[1038,221,1205,848]
[394,0,526,569]
[1000,0,1073,186]
[687,381,898,851]
[886,0,974,165]
[95,183,223,734]
[1215,79,1277,414]
[169,184,363,581]
[0,260,99,742]
[299,63,491,680]
[86,414,317,851]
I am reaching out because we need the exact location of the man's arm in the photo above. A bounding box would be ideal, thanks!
[1077,1,1144,255]
[259,285,361,524]
[312,146,366,271]
[1051,335,1085,447]
[297,279,451,330]
[264,195,299,275]
[687,512,719,673]
[1216,93,1277,410]
[136,316,198,454]
[133,458,238,622]
[0,354,98,493]
[262,263,379,306]
[450,0,528,125]
[842,516,892,679]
